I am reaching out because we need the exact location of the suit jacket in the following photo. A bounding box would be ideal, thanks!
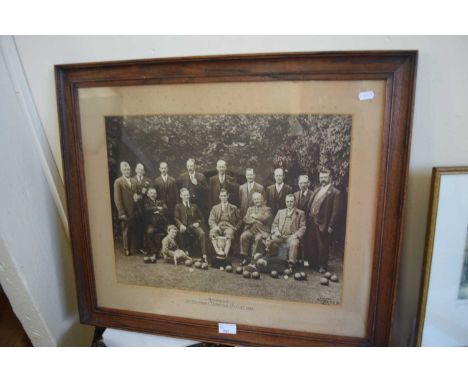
[309,185,341,232]
[132,175,152,195]
[209,174,239,207]
[208,203,242,231]
[144,197,168,227]
[243,205,273,234]
[271,208,306,239]
[239,182,265,218]
[265,183,293,217]
[177,172,208,207]
[113,176,137,218]
[154,175,178,214]
[174,203,204,228]
[294,189,314,216]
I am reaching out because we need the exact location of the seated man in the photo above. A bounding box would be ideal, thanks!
[174,188,207,260]
[143,187,168,263]
[160,225,192,265]
[208,188,242,258]
[240,192,272,266]
[269,194,306,272]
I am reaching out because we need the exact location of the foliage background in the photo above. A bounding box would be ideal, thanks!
[105,114,352,190]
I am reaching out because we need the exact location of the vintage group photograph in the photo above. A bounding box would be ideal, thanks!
[106,113,352,305]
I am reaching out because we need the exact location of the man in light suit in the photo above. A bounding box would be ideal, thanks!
[294,175,314,266]
[265,168,293,218]
[308,169,341,272]
[132,163,151,253]
[177,158,209,219]
[240,192,273,265]
[174,188,207,259]
[239,168,265,218]
[154,162,178,222]
[270,194,306,271]
[208,188,241,257]
[208,159,239,208]
[113,161,139,256]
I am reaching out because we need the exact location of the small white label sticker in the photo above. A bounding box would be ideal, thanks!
[218,323,237,334]
[358,90,375,101]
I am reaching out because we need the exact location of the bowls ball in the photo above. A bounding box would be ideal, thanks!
[324,272,332,279]
[243,270,251,278]
[330,274,339,282]
[284,269,292,276]
[236,266,243,274]
[225,265,233,273]
[283,275,289,280]
[252,271,260,279]
[201,263,208,270]
[320,277,329,286]
[294,272,302,281]
[270,270,278,278]
[184,259,192,267]
[194,261,202,269]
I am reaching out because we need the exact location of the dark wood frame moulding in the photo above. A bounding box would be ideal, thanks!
[55,51,418,346]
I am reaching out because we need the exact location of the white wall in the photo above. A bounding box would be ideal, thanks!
[2,35,467,346]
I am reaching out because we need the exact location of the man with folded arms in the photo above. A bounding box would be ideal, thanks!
[174,188,207,260]
[208,188,241,258]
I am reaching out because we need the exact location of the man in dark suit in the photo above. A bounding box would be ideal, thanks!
[239,168,265,218]
[154,162,178,222]
[208,159,239,208]
[308,169,341,272]
[208,188,242,258]
[132,163,151,253]
[294,175,314,266]
[174,188,207,259]
[143,187,168,260]
[178,158,209,219]
[113,161,139,256]
[265,168,293,218]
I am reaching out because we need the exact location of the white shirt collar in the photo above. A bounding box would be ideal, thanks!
[275,183,284,192]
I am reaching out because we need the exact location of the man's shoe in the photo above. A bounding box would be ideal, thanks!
[125,250,131,256]
[318,267,326,273]
[240,257,250,266]
[138,249,148,255]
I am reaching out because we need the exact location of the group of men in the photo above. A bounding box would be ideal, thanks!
[113,158,341,273]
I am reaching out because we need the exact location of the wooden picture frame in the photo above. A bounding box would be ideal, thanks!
[416,167,468,346]
[55,51,417,346]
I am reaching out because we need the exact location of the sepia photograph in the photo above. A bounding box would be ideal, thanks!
[106,113,351,305]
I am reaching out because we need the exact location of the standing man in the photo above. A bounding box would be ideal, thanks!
[208,188,242,258]
[209,159,239,208]
[239,168,265,218]
[174,188,207,259]
[294,175,314,266]
[132,163,151,253]
[178,158,209,219]
[154,162,178,221]
[270,194,306,272]
[265,168,293,218]
[240,192,273,266]
[308,169,341,273]
[113,161,138,256]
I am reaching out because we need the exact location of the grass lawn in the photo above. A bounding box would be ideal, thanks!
[115,243,343,305]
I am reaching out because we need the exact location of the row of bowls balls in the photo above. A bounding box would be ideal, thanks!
[184,259,339,284]
[185,259,208,270]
